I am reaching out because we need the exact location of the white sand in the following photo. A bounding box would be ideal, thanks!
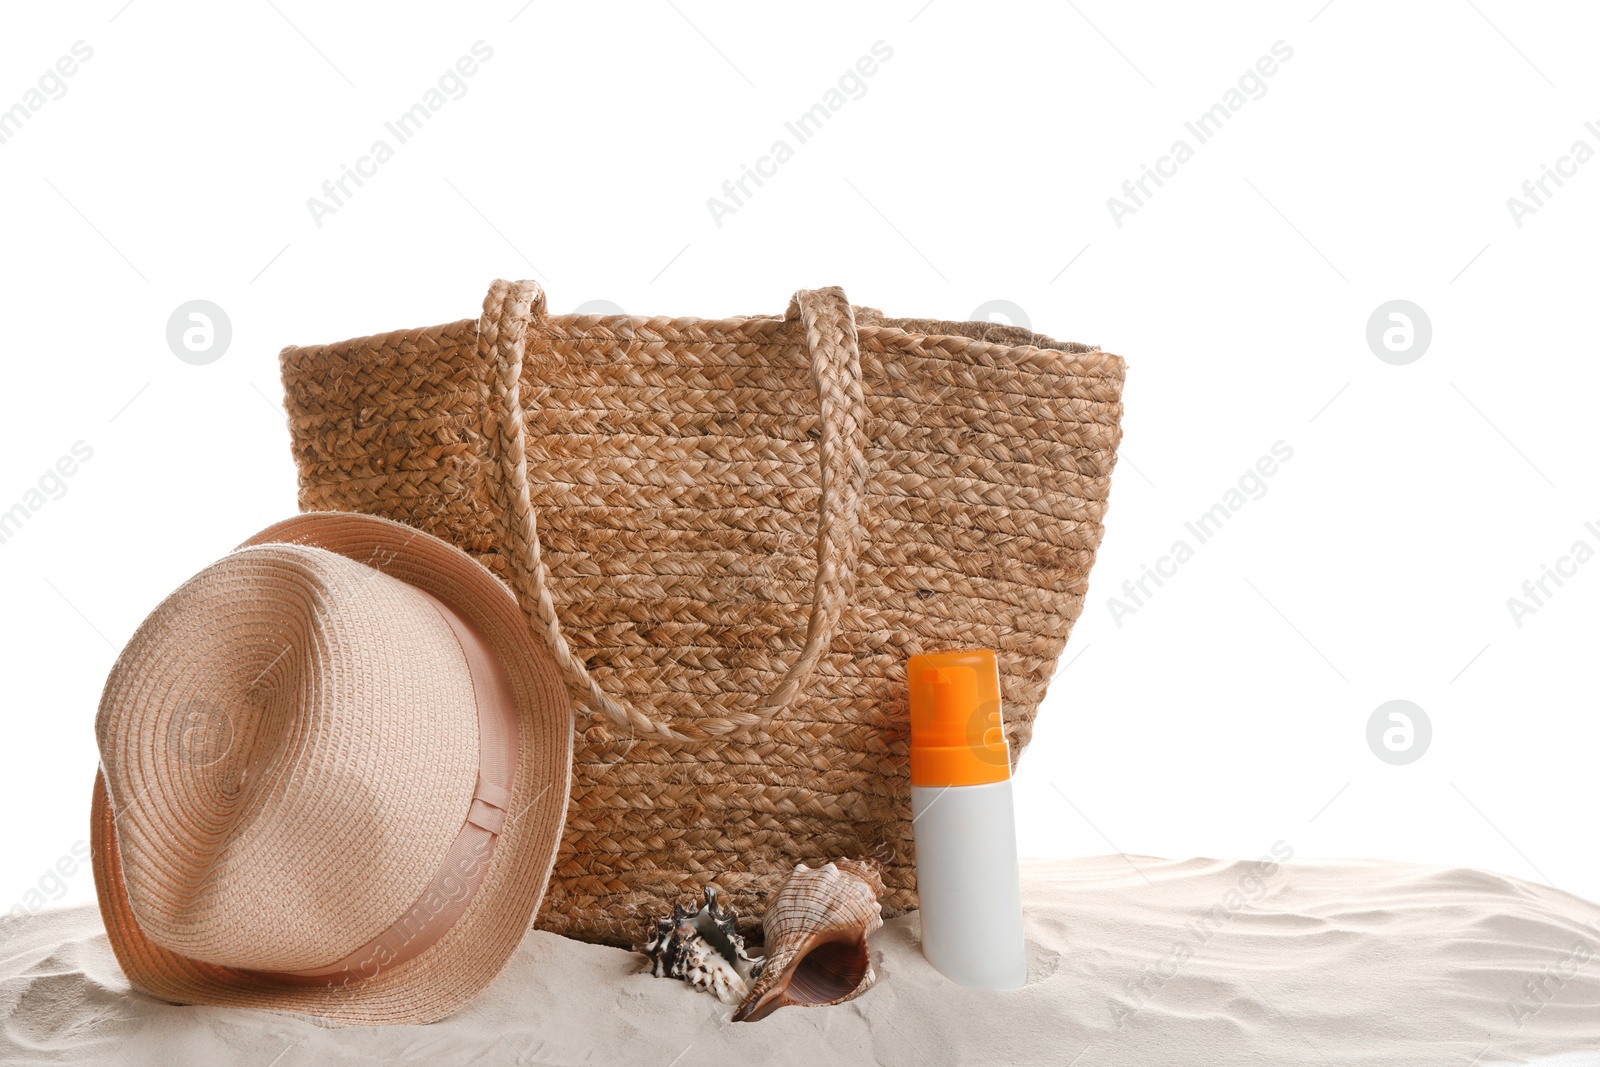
[3,856,1598,1065]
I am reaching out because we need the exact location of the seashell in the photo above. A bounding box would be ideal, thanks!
[732,857,885,1022]
[632,886,765,1006]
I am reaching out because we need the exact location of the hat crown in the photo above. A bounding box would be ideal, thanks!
[96,544,481,972]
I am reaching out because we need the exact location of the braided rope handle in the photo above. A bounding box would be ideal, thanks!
[480,279,868,742]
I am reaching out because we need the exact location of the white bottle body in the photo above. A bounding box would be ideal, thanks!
[910,779,1028,990]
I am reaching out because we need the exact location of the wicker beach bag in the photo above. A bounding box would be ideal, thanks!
[279,279,1125,944]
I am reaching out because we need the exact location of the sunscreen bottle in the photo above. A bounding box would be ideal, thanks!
[907,648,1028,990]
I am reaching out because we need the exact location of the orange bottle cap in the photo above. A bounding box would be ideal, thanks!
[907,649,1011,787]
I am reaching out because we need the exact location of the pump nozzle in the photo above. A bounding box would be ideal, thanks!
[906,649,1011,787]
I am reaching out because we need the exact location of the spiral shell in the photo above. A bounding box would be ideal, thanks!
[732,858,885,1022]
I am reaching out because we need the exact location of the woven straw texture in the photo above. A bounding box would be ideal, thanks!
[279,280,1125,944]
[91,512,575,1024]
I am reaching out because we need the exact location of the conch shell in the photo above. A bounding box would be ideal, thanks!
[732,857,885,1022]
[632,886,765,1005]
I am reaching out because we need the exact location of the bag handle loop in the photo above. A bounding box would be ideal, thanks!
[481,279,867,742]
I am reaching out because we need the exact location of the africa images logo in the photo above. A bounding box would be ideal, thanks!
[0,441,94,547]
[1105,40,1294,228]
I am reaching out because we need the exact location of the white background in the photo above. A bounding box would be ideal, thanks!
[1,1,1595,917]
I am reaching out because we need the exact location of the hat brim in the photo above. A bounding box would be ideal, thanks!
[91,512,574,1024]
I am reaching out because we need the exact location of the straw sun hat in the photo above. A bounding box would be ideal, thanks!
[90,512,574,1024]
